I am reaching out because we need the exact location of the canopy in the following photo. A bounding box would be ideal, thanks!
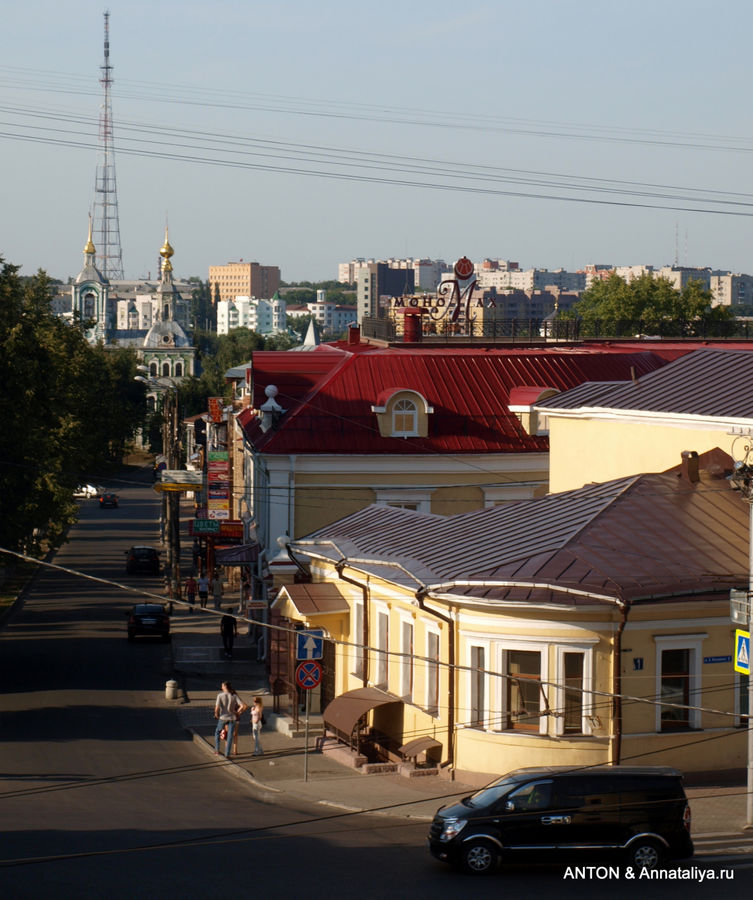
[214,543,259,565]
[323,687,402,738]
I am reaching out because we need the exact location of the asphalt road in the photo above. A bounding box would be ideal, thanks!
[1,465,752,899]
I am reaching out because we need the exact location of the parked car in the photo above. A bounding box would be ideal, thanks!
[428,765,693,875]
[74,483,99,498]
[126,603,170,642]
[124,546,161,575]
[99,492,119,508]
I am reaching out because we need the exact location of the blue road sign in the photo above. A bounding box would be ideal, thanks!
[735,629,750,675]
[297,629,324,661]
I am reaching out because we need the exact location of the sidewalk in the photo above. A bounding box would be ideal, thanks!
[165,604,753,839]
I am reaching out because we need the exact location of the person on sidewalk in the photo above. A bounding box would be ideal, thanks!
[220,608,237,659]
[231,688,248,757]
[184,573,197,614]
[214,681,242,758]
[212,573,223,610]
[197,571,209,609]
[250,696,264,756]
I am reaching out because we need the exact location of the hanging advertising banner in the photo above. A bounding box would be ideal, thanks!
[208,397,224,423]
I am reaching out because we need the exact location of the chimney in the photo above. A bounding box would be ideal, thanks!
[402,308,423,343]
[348,324,360,345]
[680,450,699,483]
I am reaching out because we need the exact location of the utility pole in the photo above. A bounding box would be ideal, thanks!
[92,10,125,281]
[730,442,753,828]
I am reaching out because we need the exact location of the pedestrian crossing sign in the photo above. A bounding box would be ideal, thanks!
[734,629,750,675]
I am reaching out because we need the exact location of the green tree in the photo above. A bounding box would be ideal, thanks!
[566,273,734,336]
[0,260,146,554]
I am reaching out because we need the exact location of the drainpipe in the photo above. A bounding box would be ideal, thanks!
[416,589,456,772]
[612,602,630,765]
[335,562,369,687]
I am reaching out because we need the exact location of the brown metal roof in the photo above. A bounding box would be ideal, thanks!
[323,687,402,736]
[537,348,753,420]
[273,583,350,616]
[294,458,749,608]
[399,735,442,757]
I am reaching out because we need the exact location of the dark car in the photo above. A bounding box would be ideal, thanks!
[428,765,693,875]
[99,492,119,508]
[125,545,161,575]
[126,603,170,642]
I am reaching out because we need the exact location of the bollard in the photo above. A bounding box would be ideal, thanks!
[165,679,178,700]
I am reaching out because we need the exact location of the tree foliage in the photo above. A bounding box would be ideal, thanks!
[0,259,144,554]
[565,273,735,336]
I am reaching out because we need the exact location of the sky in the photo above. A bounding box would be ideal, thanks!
[2,0,752,284]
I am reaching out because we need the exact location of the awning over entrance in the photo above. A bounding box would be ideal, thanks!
[399,735,441,759]
[323,687,402,737]
[272,583,350,620]
[214,543,259,565]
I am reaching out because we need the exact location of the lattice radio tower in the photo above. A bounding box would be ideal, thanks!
[92,10,125,280]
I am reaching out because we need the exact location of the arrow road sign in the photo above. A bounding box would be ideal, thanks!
[296,660,322,690]
[297,629,324,660]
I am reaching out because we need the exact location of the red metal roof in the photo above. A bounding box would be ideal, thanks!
[239,345,668,455]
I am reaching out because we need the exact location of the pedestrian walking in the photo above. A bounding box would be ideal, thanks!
[212,573,223,610]
[197,572,209,609]
[250,696,265,756]
[184,573,197,614]
[214,681,243,758]
[221,607,237,658]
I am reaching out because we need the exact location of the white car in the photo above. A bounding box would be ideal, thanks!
[74,483,99,498]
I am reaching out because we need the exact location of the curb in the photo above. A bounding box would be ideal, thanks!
[185,726,282,797]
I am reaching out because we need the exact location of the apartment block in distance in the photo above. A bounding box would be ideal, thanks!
[209,261,281,305]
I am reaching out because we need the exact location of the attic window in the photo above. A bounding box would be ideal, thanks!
[393,398,418,436]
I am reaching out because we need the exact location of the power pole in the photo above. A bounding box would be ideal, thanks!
[92,10,125,281]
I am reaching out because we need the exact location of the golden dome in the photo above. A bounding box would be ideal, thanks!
[84,216,96,255]
[160,225,174,260]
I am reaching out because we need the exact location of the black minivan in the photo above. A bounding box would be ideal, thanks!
[428,765,693,875]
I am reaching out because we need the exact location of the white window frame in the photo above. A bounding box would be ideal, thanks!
[426,628,441,718]
[352,602,364,678]
[375,488,432,514]
[400,616,414,702]
[392,398,418,437]
[554,644,595,736]
[374,606,389,689]
[494,639,549,736]
[481,483,540,508]
[467,641,490,730]
[654,633,707,732]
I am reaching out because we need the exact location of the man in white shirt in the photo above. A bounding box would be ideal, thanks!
[214,681,243,757]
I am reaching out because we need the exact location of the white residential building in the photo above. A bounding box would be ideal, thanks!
[216,292,286,336]
[710,272,753,307]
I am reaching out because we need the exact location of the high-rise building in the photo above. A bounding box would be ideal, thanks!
[209,261,281,305]
[357,263,415,321]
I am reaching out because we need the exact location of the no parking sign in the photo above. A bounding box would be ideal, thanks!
[295,660,322,690]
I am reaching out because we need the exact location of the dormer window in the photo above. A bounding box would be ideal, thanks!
[393,398,418,436]
[371,389,433,439]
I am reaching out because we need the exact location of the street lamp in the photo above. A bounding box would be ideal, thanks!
[135,370,182,605]
[730,441,753,828]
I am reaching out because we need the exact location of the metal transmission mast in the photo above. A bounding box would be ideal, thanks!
[92,10,125,280]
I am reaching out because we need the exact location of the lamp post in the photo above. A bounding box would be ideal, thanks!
[730,445,753,828]
[135,369,182,604]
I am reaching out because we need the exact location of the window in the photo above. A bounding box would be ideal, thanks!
[376,611,389,688]
[162,362,170,377]
[660,648,690,731]
[401,620,414,701]
[654,634,705,732]
[149,362,158,377]
[563,652,585,734]
[375,489,432,514]
[506,650,541,732]
[352,603,364,678]
[174,363,183,378]
[427,631,439,716]
[393,398,417,436]
[470,646,486,728]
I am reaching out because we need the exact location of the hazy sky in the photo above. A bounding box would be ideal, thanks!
[2,0,752,283]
